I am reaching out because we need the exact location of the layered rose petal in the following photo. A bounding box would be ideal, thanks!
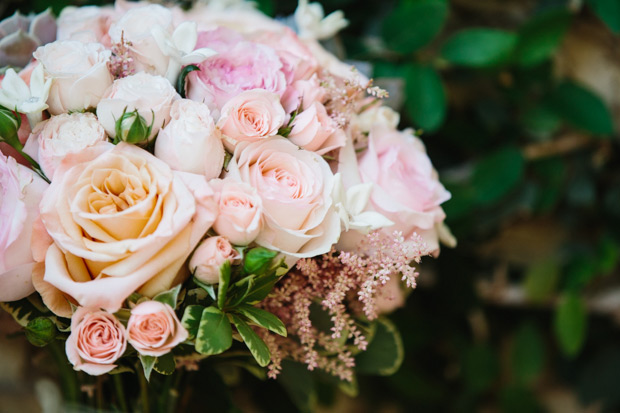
[127,301,188,357]
[211,179,262,245]
[189,236,239,284]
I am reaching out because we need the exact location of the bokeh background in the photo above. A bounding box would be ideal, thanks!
[2,0,620,412]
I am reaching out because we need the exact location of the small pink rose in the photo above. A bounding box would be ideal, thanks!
[189,236,239,284]
[288,102,345,155]
[127,300,188,357]
[66,307,127,376]
[211,179,262,246]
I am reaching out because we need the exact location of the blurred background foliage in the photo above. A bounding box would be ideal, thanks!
[4,0,620,411]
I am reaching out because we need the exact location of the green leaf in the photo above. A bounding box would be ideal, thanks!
[522,103,562,139]
[235,305,287,337]
[217,261,231,310]
[472,146,525,205]
[548,81,614,135]
[243,272,281,305]
[254,0,274,16]
[231,315,271,367]
[462,344,499,392]
[554,292,587,357]
[523,259,560,303]
[597,236,619,275]
[278,360,317,413]
[24,317,57,347]
[181,305,204,340]
[442,28,517,67]
[564,256,598,291]
[226,276,255,308]
[381,0,448,54]
[243,247,278,276]
[356,318,404,376]
[195,307,232,355]
[587,0,620,33]
[515,9,572,67]
[193,277,216,300]
[177,64,199,99]
[153,352,175,375]
[500,385,543,413]
[139,354,156,382]
[405,63,446,132]
[1,296,50,327]
[512,323,545,385]
[153,284,182,309]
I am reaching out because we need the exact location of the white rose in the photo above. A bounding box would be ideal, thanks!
[352,105,400,133]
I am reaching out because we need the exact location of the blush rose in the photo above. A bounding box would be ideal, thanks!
[127,300,188,357]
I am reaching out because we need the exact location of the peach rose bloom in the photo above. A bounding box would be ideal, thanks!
[66,307,127,376]
[127,300,188,357]
[211,178,262,246]
[37,142,216,313]
[189,236,238,284]
[227,137,340,257]
[33,41,113,115]
[0,153,48,301]
[288,102,345,155]
[154,99,224,180]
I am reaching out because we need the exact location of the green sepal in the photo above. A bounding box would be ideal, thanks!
[153,284,182,309]
[177,65,200,99]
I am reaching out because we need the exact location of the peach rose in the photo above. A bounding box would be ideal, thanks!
[33,41,113,115]
[0,153,48,301]
[65,307,127,376]
[155,99,224,179]
[288,102,345,155]
[227,137,340,257]
[211,179,262,246]
[217,89,285,150]
[23,112,107,179]
[96,72,178,141]
[37,142,216,313]
[189,236,239,284]
[127,300,188,357]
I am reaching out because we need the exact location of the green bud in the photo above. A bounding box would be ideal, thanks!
[25,317,57,347]
[114,108,154,144]
[0,106,21,148]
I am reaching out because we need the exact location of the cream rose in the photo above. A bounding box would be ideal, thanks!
[37,142,216,313]
[57,6,114,45]
[189,236,239,284]
[0,153,48,301]
[108,4,174,76]
[96,72,178,141]
[217,89,285,150]
[33,41,113,115]
[352,105,400,134]
[23,112,107,179]
[211,178,262,246]
[127,300,188,357]
[227,137,340,257]
[154,99,224,180]
[288,102,345,155]
[66,307,127,376]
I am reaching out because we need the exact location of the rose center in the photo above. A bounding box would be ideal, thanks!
[88,170,147,214]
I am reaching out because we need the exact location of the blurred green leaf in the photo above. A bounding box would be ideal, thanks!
[500,385,543,413]
[25,317,57,347]
[522,103,562,140]
[524,259,560,303]
[462,344,499,392]
[587,0,620,33]
[254,0,274,16]
[405,63,446,132]
[472,147,525,204]
[441,29,517,67]
[548,81,614,135]
[511,323,545,385]
[515,9,572,67]
[597,236,620,275]
[381,0,448,54]
[278,360,317,413]
[554,292,587,357]
[153,352,175,375]
[356,318,404,376]
[564,256,598,291]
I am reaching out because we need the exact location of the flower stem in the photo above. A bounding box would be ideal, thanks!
[48,339,80,404]
[139,367,150,413]
[114,374,129,412]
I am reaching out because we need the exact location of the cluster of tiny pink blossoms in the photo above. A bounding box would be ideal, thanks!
[259,231,429,381]
[108,32,135,79]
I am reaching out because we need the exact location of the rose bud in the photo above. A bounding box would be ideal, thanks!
[127,301,188,357]
[189,236,239,284]
[211,179,262,246]
[114,108,153,144]
[288,101,345,155]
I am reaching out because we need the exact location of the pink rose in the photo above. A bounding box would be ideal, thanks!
[189,236,239,284]
[0,153,48,301]
[227,137,340,257]
[66,307,127,376]
[127,300,188,357]
[57,5,114,46]
[33,41,113,115]
[217,89,285,150]
[96,72,178,141]
[357,126,451,251]
[288,102,345,155]
[211,179,262,246]
[38,142,216,313]
[187,28,286,113]
[154,99,224,180]
[23,112,107,179]
[281,76,326,114]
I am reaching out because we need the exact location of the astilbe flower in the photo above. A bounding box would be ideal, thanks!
[109,32,135,79]
[259,230,429,381]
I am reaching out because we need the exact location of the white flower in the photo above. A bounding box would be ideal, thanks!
[0,65,51,128]
[332,173,393,233]
[294,0,348,40]
[151,22,217,84]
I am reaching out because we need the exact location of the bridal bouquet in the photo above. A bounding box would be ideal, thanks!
[0,0,453,408]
